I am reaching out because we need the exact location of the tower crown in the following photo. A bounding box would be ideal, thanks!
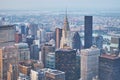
[63,10,70,31]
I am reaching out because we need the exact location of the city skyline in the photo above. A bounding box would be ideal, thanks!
[0,0,120,12]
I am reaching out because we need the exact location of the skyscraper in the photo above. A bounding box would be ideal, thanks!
[81,46,100,80]
[60,11,72,48]
[55,48,77,80]
[41,44,55,67]
[72,32,82,50]
[55,28,62,49]
[30,44,39,60]
[84,16,93,49]
[99,54,120,80]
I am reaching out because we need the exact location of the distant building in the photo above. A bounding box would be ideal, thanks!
[15,43,30,62]
[84,16,93,49]
[37,28,46,43]
[110,36,120,53]
[93,35,103,50]
[30,44,39,60]
[55,28,62,49]
[46,31,55,42]
[55,48,77,80]
[0,25,15,47]
[99,54,120,80]
[29,23,38,39]
[81,46,100,80]
[41,44,55,67]
[72,32,82,50]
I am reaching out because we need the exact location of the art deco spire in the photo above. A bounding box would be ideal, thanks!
[63,9,70,31]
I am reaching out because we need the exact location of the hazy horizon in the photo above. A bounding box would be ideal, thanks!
[0,0,120,12]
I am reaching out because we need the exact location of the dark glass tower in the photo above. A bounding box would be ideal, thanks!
[72,32,82,50]
[84,16,93,49]
[55,49,77,80]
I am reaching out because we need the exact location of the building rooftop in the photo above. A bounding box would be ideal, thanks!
[0,25,14,29]
[101,54,120,60]
[42,68,65,75]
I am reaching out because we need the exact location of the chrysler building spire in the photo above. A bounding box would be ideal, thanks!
[63,9,70,32]
[60,10,72,48]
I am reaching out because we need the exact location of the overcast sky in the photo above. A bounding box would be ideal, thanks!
[0,0,120,11]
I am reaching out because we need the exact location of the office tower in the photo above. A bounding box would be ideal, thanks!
[99,54,120,80]
[29,23,38,39]
[55,28,62,49]
[93,35,103,49]
[55,48,77,80]
[81,46,100,80]
[37,28,46,43]
[41,44,55,67]
[30,44,39,60]
[0,46,18,80]
[110,36,120,53]
[15,43,30,62]
[46,52,55,69]
[26,26,29,36]
[0,25,15,47]
[60,12,72,48]
[21,24,26,35]
[84,16,93,49]
[72,32,82,50]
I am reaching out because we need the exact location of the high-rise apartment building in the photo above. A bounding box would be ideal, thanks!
[81,46,100,80]
[84,16,93,49]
